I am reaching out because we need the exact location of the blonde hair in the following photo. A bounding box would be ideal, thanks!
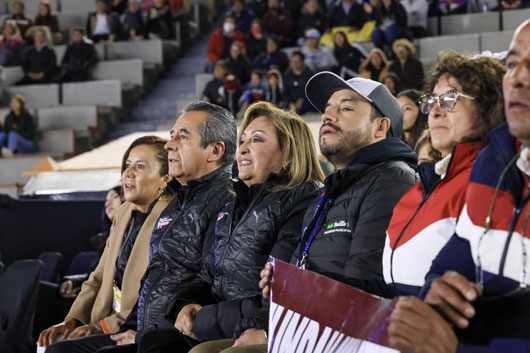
[239,102,325,191]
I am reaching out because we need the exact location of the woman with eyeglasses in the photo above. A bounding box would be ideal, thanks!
[381,50,506,297]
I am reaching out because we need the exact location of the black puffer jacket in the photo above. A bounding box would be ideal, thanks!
[167,175,321,341]
[297,138,418,296]
[135,166,233,337]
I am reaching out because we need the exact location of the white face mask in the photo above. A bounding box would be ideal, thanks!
[223,22,235,33]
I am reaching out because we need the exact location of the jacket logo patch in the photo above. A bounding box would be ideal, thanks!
[324,220,351,235]
[156,217,172,229]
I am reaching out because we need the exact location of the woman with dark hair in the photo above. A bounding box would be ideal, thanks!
[0,22,25,66]
[382,50,506,297]
[0,94,36,157]
[39,135,173,350]
[31,1,62,43]
[382,71,404,96]
[359,48,389,82]
[245,19,266,62]
[332,31,366,78]
[138,101,324,353]
[397,89,428,150]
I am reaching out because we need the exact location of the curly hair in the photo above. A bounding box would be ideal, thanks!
[423,50,506,143]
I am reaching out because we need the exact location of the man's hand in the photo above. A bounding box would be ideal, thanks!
[424,271,482,329]
[59,280,80,299]
[259,262,273,299]
[389,297,458,353]
[38,318,77,348]
[175,304,202,339]
[233,329,267,346]
[67,323,102,339]
[111,330,137,345]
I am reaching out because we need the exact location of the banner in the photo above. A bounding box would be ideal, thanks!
[268,259,399,353]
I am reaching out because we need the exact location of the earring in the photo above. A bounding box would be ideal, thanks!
[158,187,166,200]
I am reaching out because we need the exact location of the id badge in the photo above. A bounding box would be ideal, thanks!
[112,284,122,314]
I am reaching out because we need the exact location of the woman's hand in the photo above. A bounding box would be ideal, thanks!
[59,280,80,299]
[233,329,267,346]
[259,262,273,299]
[175,304,202,339]
[37,318,78,348]
[111,330,137,345]
[67,323,103,339]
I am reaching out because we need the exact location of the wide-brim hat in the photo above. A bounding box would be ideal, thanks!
[392,38,416,56]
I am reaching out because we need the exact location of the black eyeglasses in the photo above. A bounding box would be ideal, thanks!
[419,91,475,115]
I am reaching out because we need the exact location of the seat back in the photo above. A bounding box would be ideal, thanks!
[66,251,99,276]
[0,259,43,353]
[36,251,63,283]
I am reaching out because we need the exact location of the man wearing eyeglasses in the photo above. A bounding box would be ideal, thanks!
[388,19,530,353]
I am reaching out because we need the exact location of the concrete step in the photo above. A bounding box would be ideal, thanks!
[0,155,45,185]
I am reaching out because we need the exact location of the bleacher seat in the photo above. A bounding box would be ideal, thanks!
[106,40,164,66]
[0,154,43,184]
[90,59,144,87]
[66,251,98,275]
[195,73,213,97]
[417,33,480,60]
[37,251,63,282]
[0,66,23,86]
[38,128,76,157]
[502,8,530,31]
[37,105,99,131]
[432,12,499,36]
[63,80,122,107]
[5,84,60,108]
[480,30,513,52]
[60,0,95,13]
[57,11,88,34]
[52,42,106,65]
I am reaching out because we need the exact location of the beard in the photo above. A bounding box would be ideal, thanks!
[320,122,373,167]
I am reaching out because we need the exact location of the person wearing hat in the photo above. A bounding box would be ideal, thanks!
[389,38,424,90]
[301,28,335,72]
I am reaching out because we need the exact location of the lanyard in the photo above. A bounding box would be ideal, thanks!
[297,192,332,269]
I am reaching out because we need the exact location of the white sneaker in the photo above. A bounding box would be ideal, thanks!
[1,147,13,158]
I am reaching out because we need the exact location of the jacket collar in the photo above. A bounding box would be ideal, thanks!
[233,173,288,209]
[172,165,232,201]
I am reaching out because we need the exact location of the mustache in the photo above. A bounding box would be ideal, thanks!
[320,122,343,135]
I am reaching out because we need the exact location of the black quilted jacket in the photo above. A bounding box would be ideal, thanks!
[135,166,233,337]
[166,174,321,341]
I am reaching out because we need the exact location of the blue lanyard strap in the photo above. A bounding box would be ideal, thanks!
[297,192,332,269]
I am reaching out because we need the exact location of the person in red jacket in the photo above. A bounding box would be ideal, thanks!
[206,15,246,72]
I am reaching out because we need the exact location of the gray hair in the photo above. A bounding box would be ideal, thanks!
[183,101,237,167]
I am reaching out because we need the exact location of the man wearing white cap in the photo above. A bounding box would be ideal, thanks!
[301,28,335,72]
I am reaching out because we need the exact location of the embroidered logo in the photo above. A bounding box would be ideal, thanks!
[323,220,352,235]
[156,217,172,229]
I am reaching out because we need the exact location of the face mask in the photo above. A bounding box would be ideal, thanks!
[251,27,262,36]
[223,22,235,33]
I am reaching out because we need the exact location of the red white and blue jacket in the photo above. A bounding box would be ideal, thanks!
[383,142,482,295]
[422,123,530,352]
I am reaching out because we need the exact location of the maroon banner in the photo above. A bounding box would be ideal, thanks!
[268,258,399,353]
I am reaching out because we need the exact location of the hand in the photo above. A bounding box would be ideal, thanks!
[233,329,267,346]
[380,25,387,31]
[59,280,80,299]
[259,262,273,299]
[389,297,458,353]
[111,330,136,345]
[424,271,482,329]
[67,323,103,339]
[175,304,202,339]
[38,318,77,348]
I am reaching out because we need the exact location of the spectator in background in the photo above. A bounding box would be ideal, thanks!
[0,95,36,157]
[252,35,289,73]
[400,0,428,37]
[414,129,440,164]
[327,0,366,29]
[382,72,404,95]
[371,0,408,49]
[0,23,26,67]
[146,0,175,39]
[246,19,266,62]
[261,0,294,47]
[219,74,242,116]
[111,0,128,13]
[264,68,284,107]
[389,38,424,90]
[87,0,122,42]
[206,15,246,72]
[3,1,32,38]
[296,0,326,39]
[59,26,99,82]
[30,1,62,44]
[332,30,366,78]
[121,0,144,40]
[437,0,467,14]
[226,0,255,35]
[248,0,268,19]
[241,70,266,110]
[301,28,335,72]
[226,41,252,85]
[18,29,56,85]
[202,61,227,104]
[359,47,389,82]
[283,50,315,114]
[396,89,427,150]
